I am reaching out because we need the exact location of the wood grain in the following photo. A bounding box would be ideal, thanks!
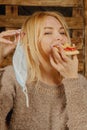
[0,16,84,29]
[0,0,83,7]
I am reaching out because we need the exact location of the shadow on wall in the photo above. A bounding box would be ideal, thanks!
[18,6,72,17]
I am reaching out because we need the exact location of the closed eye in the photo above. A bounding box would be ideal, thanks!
[60,32,66,35]
[44,32,52,35]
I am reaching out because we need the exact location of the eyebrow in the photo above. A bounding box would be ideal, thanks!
[44,26,64,30]
[44,27,53,29]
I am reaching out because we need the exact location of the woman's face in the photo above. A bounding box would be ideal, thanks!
[39,16,69,56]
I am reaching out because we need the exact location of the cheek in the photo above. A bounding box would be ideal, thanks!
[40,39,52,55]
[63,36,69,43]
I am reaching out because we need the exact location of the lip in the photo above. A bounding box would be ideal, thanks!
[51,42,63,48]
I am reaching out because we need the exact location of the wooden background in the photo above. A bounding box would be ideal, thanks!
[0,0,87,77]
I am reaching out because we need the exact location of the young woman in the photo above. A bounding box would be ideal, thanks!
[0,11,87,130]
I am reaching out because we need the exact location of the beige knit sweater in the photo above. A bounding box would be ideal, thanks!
[0,65,87,130]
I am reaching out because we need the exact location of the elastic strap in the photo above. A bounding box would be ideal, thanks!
[23,87,29,107]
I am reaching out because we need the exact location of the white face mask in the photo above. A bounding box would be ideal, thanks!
[13,37,29,107]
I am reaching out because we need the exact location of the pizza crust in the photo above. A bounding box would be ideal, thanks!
[64,50,79,55]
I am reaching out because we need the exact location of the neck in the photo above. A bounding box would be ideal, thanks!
[40,65,61,86]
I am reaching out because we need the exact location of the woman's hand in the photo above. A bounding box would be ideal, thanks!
[0,29,21,58]
[50,45,78,79]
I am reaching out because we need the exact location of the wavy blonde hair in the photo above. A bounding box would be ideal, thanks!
[21,11,71,82]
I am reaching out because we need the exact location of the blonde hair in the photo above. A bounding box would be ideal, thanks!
[21,11,71,82]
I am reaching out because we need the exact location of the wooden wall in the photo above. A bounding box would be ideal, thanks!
[0,0,86,76]
[84,0,87,78]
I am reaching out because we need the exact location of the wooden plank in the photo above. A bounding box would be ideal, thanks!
[0,15,84,29]
[0,15,25,28]
[6,5,18,16]
[78,50,85,73]
[84,0,87,77]
[72,6,85,74]
[78,50,84,62]
[71,37,83,49]
[72,7,83,17]
[78,62,84,73]
[85,26,87,77]
[5,6,18,31]
[66,17,84,29]
[0,0,83,7]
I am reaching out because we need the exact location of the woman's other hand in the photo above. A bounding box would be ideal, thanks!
[0,29,21,58]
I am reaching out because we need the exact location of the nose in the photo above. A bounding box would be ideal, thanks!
[54,32,63,41]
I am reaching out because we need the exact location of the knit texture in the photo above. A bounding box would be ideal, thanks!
[0,66,87,130]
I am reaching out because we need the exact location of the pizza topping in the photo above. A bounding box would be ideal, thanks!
[53,43,79,55]
[64,47,77,51]
[62,43,77,51]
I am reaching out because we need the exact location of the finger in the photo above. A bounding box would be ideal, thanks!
[3,45,16,57]
[73,55,78,63]
[59,46,72,62]
[50,55,64,72]
[56,46,75,70]
[59,46,71,63]
[20,32,26,38]
[0,29,21,37]
[0,37,13,44]
[51,47,63,64]
[51,46,68,67]
[15,31,24,43]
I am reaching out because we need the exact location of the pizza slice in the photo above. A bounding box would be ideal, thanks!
[54,43,79,56]
[62,43,79,55]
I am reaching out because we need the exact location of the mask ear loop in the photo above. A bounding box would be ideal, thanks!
[13,35,29,107]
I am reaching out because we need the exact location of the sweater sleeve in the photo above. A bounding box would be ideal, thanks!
[0,66,16,130]
[62,74,87,130]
